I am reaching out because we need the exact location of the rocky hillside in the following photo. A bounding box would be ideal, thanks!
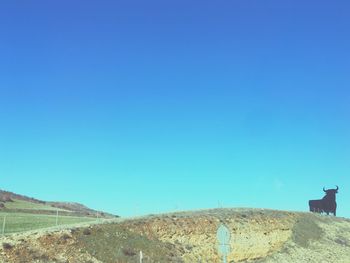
[0,208,349,262]
[0,190,43,204]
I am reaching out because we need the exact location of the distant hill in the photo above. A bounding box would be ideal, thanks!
[0,208,349,262]
[0,189,116,218]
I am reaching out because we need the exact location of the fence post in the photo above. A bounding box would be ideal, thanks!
[139,250,143,263]
[2,215,6,235]
[56,210,59,226]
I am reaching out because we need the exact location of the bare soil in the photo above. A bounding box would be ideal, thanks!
[0,208,349,263]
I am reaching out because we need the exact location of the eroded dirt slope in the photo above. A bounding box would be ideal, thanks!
[0,208,349,263]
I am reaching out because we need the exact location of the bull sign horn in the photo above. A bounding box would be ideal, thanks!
[323,187,326,192]
[336,185,339,190]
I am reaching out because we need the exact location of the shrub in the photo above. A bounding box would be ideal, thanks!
[335,237,349,247]
[61,233,71,241]
[2,243,13,250]
[122,247,136,256]
[83,228,91,235]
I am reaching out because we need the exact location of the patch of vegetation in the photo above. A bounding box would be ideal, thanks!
[292,214,324,248]
[83,228,92,235]
[60,233,72,241]
[2,242,13,250]
[4,199,68,212]
[0,212,94,234]
[28,248,50,261]
[122,247,137,256]
[75,223,183,263]
[334,237,349,247]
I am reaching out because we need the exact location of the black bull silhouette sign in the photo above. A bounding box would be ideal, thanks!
[309,186,339,216]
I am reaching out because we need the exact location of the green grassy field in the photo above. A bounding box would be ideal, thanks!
[0,212,95,234]
[4,199,68,212]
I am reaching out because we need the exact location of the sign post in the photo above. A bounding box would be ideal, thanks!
[139,250,143,263]
[217,224,232,263]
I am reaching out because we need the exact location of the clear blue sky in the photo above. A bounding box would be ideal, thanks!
[1,1,349,217]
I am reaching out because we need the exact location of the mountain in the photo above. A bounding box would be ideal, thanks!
[0,208,349,262]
